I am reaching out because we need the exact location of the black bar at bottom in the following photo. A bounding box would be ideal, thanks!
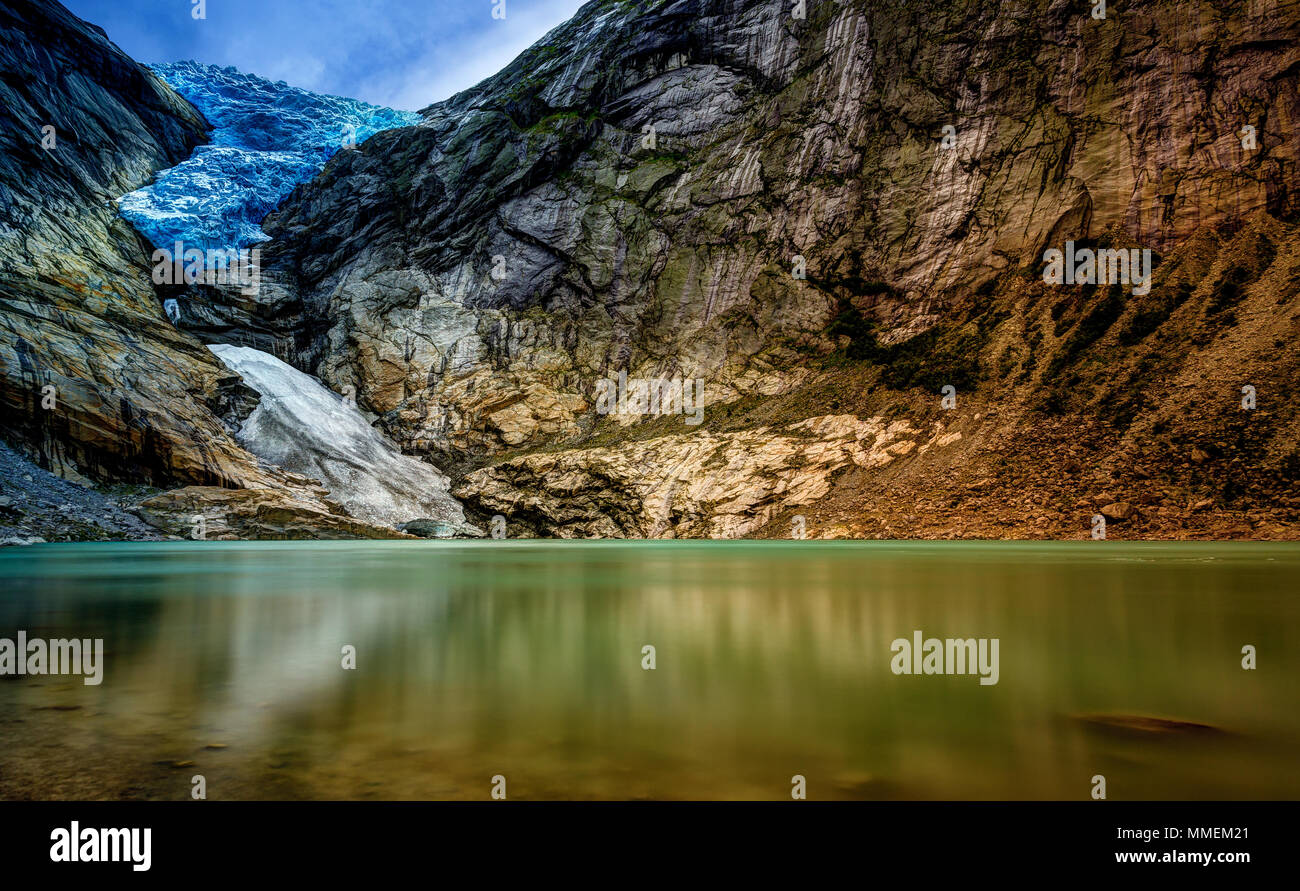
[0,801,1285,878]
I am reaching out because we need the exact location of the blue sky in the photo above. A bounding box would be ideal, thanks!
[64,0,588,110]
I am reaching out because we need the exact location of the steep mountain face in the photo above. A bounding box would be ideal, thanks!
[0,0,424,539]
[0,0,262,488]
[241,0,1299,538]
[4,0,1297,541]
[116,60,421,362]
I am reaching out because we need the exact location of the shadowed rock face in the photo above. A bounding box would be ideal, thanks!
[0,0,435,540]
[0,0,274,489]
[246,0,1300,538]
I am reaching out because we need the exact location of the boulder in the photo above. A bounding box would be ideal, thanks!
[1100,502,1139,522]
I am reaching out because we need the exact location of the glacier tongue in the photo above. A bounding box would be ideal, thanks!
[119,61,420,253]
[209,345,469,531]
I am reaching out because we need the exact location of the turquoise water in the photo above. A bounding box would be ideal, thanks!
[0,541,1296,800]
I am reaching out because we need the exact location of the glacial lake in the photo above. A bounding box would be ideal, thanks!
[0,541,1296,800]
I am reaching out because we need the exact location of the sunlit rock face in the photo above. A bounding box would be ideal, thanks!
[0,2,468,539]
[118,61,420,253]
[209,345,471,531]
[454,414,965,539]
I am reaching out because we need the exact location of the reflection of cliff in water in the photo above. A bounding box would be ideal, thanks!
[0,542,1296,800]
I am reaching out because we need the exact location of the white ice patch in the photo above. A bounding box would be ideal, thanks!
[209,345,467,530]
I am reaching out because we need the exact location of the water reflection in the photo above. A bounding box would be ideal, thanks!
[0,542,1296,799]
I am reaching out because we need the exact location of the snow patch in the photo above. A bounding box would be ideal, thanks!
[209,345,469,530]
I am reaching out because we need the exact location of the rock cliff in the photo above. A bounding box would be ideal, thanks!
[0,0,422,539]
[249,0,1300,538]
[0,0,265,488]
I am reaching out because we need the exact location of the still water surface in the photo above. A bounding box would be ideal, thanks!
[0,541,1296,799]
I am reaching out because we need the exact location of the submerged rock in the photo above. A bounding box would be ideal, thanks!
[1074,714,1224,736]
[398,518,482,539]
[208,345,472,531]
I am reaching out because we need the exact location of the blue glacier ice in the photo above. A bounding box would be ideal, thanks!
[118,61,420,254]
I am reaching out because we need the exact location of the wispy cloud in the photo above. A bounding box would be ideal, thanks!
[64,0,588,110]
[363,1,585,109]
